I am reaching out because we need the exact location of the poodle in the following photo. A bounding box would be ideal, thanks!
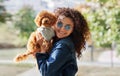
[14,10,57,62]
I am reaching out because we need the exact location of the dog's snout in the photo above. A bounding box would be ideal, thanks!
[45,19,49,23]
[42,18,50,24]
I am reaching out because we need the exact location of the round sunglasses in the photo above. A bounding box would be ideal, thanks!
[57,21,71,30]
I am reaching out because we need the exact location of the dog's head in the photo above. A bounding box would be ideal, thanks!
[34,10,57,27]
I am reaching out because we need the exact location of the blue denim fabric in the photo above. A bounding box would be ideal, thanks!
[36,37,78,76]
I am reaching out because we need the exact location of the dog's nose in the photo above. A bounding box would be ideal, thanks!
[45,19,48,23]
[42,18,49,24]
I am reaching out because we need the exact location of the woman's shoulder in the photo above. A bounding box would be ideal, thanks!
[56,37,74,49]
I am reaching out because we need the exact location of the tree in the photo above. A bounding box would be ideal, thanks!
[0,0,12,23]
[75,0,120,55]
[76,0,120,48]
[13,5,36,46]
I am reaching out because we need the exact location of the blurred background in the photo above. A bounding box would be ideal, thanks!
[0,0,120,76]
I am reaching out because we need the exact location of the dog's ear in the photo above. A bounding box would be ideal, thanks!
[34,13,42,27]
[51,15,57,25]
[34,11,48,27]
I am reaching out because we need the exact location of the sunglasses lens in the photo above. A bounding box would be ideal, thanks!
[57,21,71,30]
[65,25,71,30]
[57,21,63,28]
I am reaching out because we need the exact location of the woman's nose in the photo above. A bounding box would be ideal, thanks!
[60,26,66,32]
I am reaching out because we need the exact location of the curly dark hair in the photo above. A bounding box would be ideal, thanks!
[54,7,90,57]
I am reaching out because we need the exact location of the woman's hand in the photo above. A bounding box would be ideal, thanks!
[36,31,52,53]
[36,31,44,46]
[40,40,52,53]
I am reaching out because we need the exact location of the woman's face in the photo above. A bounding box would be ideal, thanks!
[54,15,74,39]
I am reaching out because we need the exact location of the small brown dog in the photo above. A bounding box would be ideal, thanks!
[14,10,57,62]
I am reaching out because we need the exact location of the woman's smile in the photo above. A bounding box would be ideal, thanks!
[57,30,66,37]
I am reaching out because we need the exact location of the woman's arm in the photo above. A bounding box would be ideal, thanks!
[35,43,71,76]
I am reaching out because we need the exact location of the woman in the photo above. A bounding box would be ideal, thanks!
[35,7,90,76]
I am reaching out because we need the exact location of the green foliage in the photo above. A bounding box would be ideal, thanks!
[13,6,36,45]
[81,0,120,47]
[0,0,4,2]
[0,2,12,23]
[116,43,120,55]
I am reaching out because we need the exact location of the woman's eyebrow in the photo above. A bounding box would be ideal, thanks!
[66,24,72,26]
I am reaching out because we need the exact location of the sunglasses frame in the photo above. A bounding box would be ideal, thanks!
[57,21,71,31]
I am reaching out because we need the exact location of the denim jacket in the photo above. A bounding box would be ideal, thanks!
[35,37,78,76]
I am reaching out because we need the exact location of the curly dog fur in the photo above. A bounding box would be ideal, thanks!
[14,10,57,62]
